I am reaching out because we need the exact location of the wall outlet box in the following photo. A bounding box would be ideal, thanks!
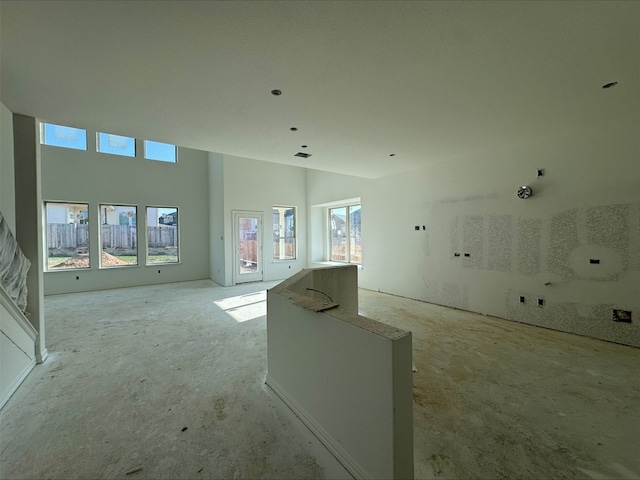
[613,309,632,323]
[537,298,545,307]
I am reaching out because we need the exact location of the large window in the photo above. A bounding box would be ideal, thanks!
[144,140,176,163]
[97,132,136,157]
[45,202,90,270]
[99,205,138,267]
[41,123,87,150]
[273,206,296,260]
[329,204,361,264]
[146,207,179,264]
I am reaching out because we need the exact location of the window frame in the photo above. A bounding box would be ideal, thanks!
[97,132,136,157]
[98,204,139,268]
[44,201,91,271]
[329,204,361,265]
[146,206,180,265]
[272,205,297,261]
[144,140,177,163]
[41,122,87,151]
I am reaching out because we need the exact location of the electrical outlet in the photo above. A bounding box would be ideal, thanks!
[613,309,632,323]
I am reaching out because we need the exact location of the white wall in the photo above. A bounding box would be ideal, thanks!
[0,102,16,231]
[209,152,225,285]
[221,155,307,286]
[41,135,211,294]
[306,123,640,347]
[305,170,369,264]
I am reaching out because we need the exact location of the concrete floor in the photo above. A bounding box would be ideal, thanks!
[1,280,639,479]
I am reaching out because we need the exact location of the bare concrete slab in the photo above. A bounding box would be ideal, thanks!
[359,288,640,480]
[1,280,638,479]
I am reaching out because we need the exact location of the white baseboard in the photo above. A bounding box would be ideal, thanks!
[265,374,370,480]
[0,359,35,410]
[37,348,48,364]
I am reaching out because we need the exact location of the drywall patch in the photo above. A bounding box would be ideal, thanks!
[567,245,624,280]
[450,217,460,257]
[462,215,483,269]
[487,215,513,273]
[586,204,630,271]
[506,292,640,348]
[548,209,579,280]
[632,203,640,271]
[517,218,542,276]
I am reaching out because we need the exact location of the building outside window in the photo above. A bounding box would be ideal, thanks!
[45,202,90,270]
[146,206,179,264]
[329,204,361,264]
[273,206,296,260]
[99,204,138,267]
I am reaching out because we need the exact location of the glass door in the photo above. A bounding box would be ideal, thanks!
[233,211,263,284]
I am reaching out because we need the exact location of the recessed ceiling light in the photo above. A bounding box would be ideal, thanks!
[301,145,308,148]
[389,153,396,157]
[290,127,298,131]
[271,89,282,96]
[602,82,618,89]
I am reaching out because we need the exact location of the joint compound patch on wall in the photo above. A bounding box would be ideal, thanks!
[450,217,460,257]
[488,215,513,273]
[506,291,639,348]
[517,218,542,276]
[548,209,579,280]
[463,215,483,269]
[585,204,630,277]
[633,203,640,271]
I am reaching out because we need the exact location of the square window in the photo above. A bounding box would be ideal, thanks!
[273,206,296,260]
[97,132,136,157]
[144,140,176,163]
[147,207,179,264]
[99,205,138,267]
[45,202,90,270]
[41,123,87,150]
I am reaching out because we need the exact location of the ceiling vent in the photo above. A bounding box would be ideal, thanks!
[294,152,312,159]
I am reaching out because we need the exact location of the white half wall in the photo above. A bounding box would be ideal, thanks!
[267,267,414,480]
[41,137,211,294]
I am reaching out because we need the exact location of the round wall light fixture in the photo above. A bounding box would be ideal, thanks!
[517,185,533,199]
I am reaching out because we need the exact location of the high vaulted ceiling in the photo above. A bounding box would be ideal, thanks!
[1,1,638,179]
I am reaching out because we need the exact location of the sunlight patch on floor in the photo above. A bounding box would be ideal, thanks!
[214,290,266,323]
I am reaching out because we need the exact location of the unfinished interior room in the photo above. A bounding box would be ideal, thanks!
[1,1,638,479]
